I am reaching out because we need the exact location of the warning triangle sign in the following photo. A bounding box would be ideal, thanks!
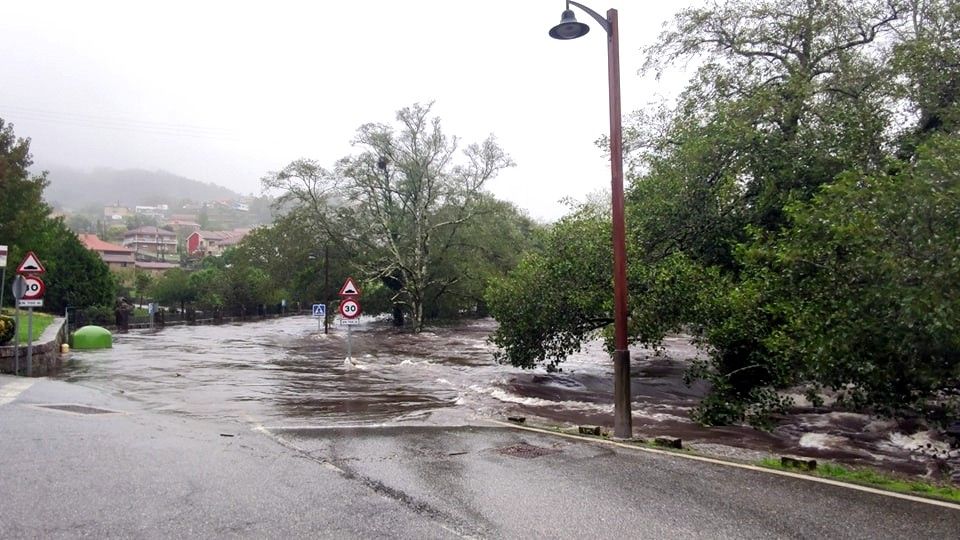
[16,251,45,274]
[338,277,361,297]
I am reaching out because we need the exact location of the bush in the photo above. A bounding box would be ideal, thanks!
[0,314,15,345]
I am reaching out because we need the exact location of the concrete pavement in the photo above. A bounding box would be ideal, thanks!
[1,375,957,538]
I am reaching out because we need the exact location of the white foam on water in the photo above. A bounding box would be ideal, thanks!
[887,431,951,453]
[472,386,614,413]
[343,357,368,371]
[799,432,849,450]
[398,358,434,367]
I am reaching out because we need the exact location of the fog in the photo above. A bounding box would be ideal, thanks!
[0,1,690,221]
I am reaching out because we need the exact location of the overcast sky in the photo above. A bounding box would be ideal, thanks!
[1,1,692,221]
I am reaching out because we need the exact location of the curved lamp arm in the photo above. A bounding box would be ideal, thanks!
[567,1,611,35]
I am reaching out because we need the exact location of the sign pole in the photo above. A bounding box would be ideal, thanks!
[26,307,34,377]
[0,244,7,309]
[347,325,352,360]
[13,302,19,376]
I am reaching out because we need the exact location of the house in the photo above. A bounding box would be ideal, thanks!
[134,261,179,275]
[163,219,202,235]
[186,229,250,257]
[123,226,178,261]
[78,234,136,270]
[103,204,131,221]
[134,204,169,218]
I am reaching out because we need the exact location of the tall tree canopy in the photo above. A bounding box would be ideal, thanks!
[1,119,115,311]
[263,103,527,331]
[489,0,960,426]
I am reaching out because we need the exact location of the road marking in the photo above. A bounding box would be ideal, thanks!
[0,379,35,406]
[247,419,478,538]
[491,420,960,511]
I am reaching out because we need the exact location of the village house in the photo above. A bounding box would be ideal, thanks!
[123,226,178,261]
[78,234,135,270]
[186,229,250,257]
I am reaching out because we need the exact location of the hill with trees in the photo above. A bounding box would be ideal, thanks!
[43,166,243,210]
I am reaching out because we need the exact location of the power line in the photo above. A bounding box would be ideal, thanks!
[0,104,241,141]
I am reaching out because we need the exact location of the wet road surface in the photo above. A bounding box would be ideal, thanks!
[57,316,959,482]
[3,376,958,538]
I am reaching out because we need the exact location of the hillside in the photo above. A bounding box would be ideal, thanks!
[44,166,243,210]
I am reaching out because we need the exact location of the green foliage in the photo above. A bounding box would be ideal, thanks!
[750,136,960,417]
[759,458,960,503]
[32,220,117,312]
[0,315,15,345]
[487,209,612,370]
[262,103,522,331]
[0,118,116,312]
[14,311,53,342]
[487,0,960,427]
[151,268,196,311]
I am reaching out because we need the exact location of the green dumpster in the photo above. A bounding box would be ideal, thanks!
[72,325,113,349]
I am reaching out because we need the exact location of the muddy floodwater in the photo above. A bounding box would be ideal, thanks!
[58,316,958,482]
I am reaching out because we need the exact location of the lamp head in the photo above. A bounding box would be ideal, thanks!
[549,9,590,40]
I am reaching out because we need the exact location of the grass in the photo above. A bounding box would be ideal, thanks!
[3,309,56,342]
[759,457,960,503]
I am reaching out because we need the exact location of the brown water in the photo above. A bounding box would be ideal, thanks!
[58,316,959,482]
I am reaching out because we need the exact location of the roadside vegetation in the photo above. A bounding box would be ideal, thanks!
[0,309,54,343]
[760,458,960,503]
[487,0,960,427]
[1,120,117,316]
[250,102,541,331]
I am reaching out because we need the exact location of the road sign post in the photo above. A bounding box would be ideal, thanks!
[26,308,33,377]
[14,252,45,377]
[312,303,327,333]
[338,277,362,360]
[11,275,26,376]
[0,244,8,309]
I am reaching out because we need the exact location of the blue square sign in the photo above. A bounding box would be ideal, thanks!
[312,303,326,318]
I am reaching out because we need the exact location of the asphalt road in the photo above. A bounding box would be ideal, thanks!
[1,375,957,539]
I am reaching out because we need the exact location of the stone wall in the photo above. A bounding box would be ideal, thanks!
[0,317,66,376]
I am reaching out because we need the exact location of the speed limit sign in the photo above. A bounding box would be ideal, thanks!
[339,298,361,319]
[22,276,45,300]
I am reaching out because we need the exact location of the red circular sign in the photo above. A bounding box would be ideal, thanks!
[339,298,361,319]
[22,276,45,300]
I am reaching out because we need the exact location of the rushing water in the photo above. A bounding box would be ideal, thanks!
[58,316,959,482]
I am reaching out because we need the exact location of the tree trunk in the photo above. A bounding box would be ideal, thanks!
[392,305,405,327]
[413,299,424,333]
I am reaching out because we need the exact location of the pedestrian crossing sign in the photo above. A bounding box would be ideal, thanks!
[312,303,326,318]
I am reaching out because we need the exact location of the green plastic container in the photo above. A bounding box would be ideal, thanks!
[72,325,113,350]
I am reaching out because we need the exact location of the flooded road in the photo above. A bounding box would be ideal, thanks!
[58,316,958,482]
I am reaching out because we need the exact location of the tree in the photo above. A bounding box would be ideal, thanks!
[134,271,153,307]
[489,0,960,426]
[151,268,196,313]
[488,207,613,370]
[0,119,51,296]
[891,0,960,156]
[730,135,960,419]
[31,219,116,312]
[264,103,514,331]
[1,118,115,311]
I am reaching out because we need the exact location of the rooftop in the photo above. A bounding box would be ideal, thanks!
[78,234,133,254]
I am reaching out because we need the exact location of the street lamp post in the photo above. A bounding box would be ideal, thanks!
[550,1,632,439]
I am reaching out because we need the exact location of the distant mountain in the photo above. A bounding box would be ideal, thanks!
[43,167,243,210]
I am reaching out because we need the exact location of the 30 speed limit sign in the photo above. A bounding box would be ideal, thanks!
[339,298,361,319]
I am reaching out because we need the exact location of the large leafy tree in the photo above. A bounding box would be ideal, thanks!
[1,119,115,311]
[264,103,515,331]
[490,0,960,426]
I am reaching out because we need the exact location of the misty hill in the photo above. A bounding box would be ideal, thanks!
[44,167,243,210]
